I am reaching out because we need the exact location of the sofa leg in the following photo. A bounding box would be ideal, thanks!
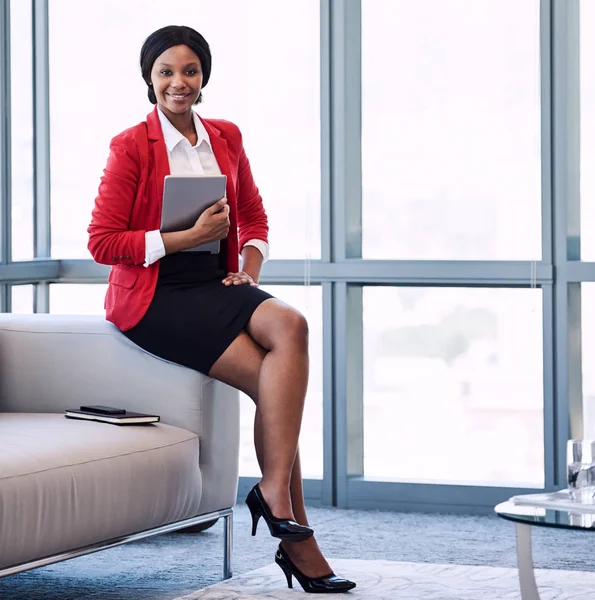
[223,512,233,579]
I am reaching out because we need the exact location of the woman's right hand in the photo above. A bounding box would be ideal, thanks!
[191,197,230,245]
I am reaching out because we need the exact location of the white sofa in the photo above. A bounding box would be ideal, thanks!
[0,314,239,579]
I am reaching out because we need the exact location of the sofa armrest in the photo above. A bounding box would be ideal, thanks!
[0,314,240,513]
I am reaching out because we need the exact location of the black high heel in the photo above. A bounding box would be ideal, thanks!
[275,543,356,594]
[245,484,314,542]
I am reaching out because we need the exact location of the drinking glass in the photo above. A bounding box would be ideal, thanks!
[567,439,595,503]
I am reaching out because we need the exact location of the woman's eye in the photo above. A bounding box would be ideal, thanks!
[186,70,196,75]
[160,70,172,76]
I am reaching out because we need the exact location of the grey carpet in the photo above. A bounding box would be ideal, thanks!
[1,504,594,600]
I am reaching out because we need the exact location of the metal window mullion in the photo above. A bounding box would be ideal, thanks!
[567,283,583,441]
[321,0,332,263]
[319,0,334,507]
[329,0,362,261]
[566,261,595,281]
[32,0,50,312]
[60,257,555,285]
[332,282,364,509]
[346,480,549,513]
[33,281,49,312]
[542,282,556,490]
[551,0,581,485]
[322,281,335,505]
[328,0,363,509]
[0,0,11,266]
[541,0,556,491]
[345,284,363,483]
[0,0,12,312]
[541,0,554,265]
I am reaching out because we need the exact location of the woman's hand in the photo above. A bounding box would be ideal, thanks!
[222,271,258,287]
[190,197,230,245]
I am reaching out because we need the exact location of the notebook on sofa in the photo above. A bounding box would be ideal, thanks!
[64,405,160,425]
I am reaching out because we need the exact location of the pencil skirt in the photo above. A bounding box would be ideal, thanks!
[122,252,274,375]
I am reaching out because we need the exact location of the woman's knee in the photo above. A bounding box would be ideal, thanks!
[247,299,309,351]
[279,308,309,348]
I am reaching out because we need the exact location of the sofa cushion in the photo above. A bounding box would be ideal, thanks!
[0,414,202,570]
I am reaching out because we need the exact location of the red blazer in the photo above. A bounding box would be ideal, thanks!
[87,107,268,331]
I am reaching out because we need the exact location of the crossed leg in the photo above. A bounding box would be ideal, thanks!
[209,298,333,577]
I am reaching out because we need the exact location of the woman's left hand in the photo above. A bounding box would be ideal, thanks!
[222,271,258,287]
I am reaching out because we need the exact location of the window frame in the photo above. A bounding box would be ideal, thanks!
[0,0,585,513]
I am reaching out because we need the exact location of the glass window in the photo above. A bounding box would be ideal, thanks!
[49,284,107,314]
[11,0,34,261]
[363,286,544,487]
[49,0,320,260]
[361,0,541,260]
[581,1,595,259]
[239,285,323,479]
[11,285,34,313]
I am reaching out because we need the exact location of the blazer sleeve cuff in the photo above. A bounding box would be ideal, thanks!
[242,239,269,263]
[144,230,166,267]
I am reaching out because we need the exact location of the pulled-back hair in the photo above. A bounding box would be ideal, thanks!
[140,25,211,105]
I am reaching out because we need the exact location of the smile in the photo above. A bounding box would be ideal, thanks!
[167,93,191,99]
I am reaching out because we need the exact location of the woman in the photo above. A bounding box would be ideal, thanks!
[87,25,355,594]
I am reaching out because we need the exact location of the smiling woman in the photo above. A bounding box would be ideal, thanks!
[85,24,354,594]
[141,25,209,117]
[151,50,202,107]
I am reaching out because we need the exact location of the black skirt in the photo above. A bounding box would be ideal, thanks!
[122,251,273,375]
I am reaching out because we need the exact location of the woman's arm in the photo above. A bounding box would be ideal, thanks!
[162,230,202,255]
[235,134,269,250]
[240,245,264,284]
[87,135,147,266]
[230,133,268,286]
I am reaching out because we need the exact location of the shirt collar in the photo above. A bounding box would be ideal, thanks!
[157,106,212,153]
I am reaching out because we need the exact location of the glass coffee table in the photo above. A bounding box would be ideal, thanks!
[495,497,595,600]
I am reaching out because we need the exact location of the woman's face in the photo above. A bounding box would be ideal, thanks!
[150,44,203,115]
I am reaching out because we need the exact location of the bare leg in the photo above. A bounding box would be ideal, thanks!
[255,414,332,577]
[210,299,308,519]
[209,301,333,577]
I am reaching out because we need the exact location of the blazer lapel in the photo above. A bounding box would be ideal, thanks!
[201,117,236,195]
[201,117,238,237]
[146,107,170,206]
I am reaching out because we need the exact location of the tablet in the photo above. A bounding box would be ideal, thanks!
[160,174,227,253]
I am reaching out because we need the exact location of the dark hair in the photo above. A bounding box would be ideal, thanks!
[140,25,211,105]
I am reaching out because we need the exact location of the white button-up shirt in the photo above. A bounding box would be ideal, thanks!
[143,107,270,267]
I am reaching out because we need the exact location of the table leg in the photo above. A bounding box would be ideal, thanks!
[223,513,233,579]
[515,522,541,600]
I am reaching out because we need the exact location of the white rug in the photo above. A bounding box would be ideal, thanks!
[174,559,595,600]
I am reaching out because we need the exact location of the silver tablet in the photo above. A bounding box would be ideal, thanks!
[160,174,227,253]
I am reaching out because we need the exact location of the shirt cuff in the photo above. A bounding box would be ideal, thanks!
[144,230,166,267]
[242,239,269,263]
